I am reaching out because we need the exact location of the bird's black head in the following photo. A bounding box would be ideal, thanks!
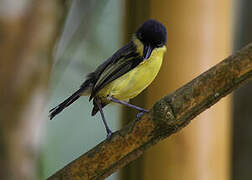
[136,19,167,47]
[136,19,167,59]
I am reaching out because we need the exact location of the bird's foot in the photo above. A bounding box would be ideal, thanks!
[136,111,145,119]
[106,130,113,140]
[136,110,149,120]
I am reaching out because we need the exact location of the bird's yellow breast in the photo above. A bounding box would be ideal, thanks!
[97,40,166,102]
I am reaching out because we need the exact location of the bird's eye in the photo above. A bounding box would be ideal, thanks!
[138,33,143,40]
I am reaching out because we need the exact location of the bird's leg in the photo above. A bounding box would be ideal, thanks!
[94,98,112,138]
[107,96,149,113]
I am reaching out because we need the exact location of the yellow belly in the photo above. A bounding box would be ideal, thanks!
[97,46,166,102]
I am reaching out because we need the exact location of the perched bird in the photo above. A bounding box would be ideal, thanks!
[49,19,167,137]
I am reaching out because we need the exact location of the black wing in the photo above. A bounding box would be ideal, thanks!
[89,41,144,100]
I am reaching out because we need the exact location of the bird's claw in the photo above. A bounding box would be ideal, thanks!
[136,111,145,119]
[136,110,149,120]
[106,130,113,140]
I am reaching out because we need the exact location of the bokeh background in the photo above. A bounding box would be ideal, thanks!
[42,0,252,179]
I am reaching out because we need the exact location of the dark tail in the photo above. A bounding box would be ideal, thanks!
[49,80,92,120]
[49,89,81,120]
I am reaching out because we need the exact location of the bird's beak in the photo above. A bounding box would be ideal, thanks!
[143,44,153,60]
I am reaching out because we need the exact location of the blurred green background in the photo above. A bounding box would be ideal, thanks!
[43,1,123,179]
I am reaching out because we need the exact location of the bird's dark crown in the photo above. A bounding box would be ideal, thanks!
[136,19,167,47]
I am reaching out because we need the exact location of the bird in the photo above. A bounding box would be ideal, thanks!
[49,19,167,138]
